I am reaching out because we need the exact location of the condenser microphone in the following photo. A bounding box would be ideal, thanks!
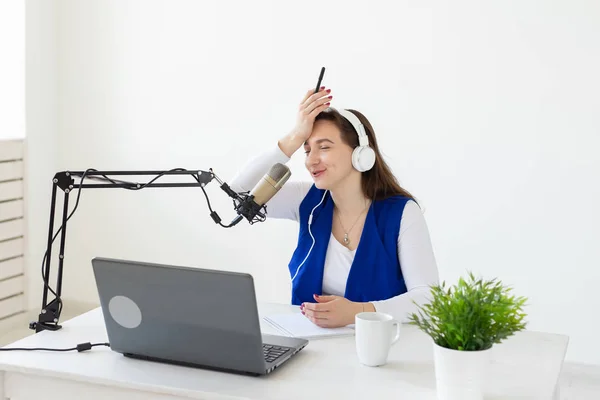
[231,163,291,225]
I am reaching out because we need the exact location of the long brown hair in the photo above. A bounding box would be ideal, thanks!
[314,108,415,202]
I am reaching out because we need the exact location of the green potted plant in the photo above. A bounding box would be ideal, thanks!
[408,272,527,400]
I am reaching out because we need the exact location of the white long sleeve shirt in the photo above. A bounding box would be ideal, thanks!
[229,145,439,323]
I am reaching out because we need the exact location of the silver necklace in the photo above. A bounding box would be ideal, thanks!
[336,201,370,246]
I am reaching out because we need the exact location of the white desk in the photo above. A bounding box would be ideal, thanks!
[0,303,568,400]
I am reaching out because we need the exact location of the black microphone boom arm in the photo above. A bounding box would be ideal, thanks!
[30,168,242,333]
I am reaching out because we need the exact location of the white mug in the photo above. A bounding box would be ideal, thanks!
[355,312,401,366]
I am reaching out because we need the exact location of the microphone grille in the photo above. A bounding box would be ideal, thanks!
[268,163,291,181]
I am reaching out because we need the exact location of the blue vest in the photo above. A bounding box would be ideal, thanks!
[287,185,410,305]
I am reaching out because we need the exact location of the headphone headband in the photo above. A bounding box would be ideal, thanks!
[338,109,369,147]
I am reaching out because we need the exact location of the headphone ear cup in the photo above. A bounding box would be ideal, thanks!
[352,146,364,171]
[352,146,376,172]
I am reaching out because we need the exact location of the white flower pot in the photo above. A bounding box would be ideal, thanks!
[433,341,492,400]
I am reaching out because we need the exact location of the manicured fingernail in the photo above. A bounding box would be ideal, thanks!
[301,311,305,315]
[325,102,330,106]
[328,96,332,99]
[326,89,331,93]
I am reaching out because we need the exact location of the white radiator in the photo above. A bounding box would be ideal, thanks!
[0,139,25,319]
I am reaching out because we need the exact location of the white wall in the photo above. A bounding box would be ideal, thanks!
[24,0,59,312]
[0,1,25,140]
[25,0,600,365]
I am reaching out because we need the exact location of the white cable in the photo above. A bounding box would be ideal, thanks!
[290,190,328,283]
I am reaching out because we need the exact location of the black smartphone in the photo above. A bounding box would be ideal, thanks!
[314,67,326,94]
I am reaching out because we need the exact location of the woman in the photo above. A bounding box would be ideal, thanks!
[230,87,439,328]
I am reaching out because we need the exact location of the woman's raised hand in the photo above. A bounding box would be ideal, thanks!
[292,87,332,142]
[278,88,332,158]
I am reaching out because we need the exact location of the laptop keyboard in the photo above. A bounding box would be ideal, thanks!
[263,344,290,363]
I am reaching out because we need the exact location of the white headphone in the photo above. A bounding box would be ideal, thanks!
[338,109,376,172]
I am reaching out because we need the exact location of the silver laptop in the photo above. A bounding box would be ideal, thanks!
[91,257,308,376]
